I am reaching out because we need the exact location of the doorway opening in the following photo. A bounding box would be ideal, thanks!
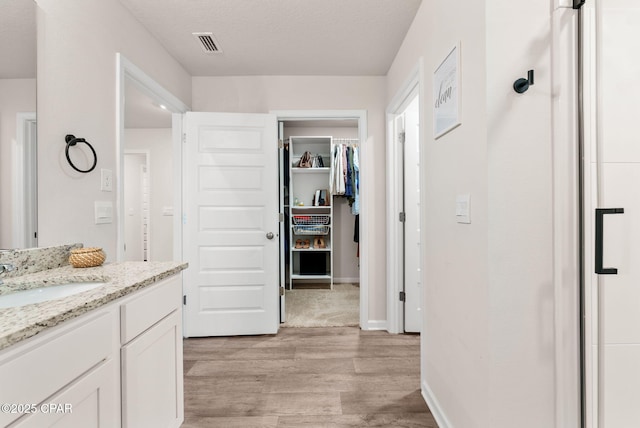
[278,118,361,328]
[180,110,368,337]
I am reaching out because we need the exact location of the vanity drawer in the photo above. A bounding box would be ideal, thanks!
[120,274,181,344]
[0,307,117,427]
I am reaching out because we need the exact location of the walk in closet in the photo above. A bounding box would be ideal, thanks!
[280,120,361,292]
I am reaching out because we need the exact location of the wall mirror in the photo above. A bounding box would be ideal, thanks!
[0,0,37,250]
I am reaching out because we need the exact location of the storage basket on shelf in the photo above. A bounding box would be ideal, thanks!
[292,214,330,235]
[292,214,330,225]
[293,225,330,235]
[69,247,106,268]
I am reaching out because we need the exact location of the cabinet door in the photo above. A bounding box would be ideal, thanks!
[121,310,183,428]
[12,359,119,428]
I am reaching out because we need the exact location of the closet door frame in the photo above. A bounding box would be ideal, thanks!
[272,110,369,329]
[385,60,423,334]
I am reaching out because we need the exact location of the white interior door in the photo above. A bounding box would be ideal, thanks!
[584,1,640,425]
[402,95,422,333]
[183,112,279,337]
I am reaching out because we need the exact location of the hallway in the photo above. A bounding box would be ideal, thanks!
[182,327,436,427]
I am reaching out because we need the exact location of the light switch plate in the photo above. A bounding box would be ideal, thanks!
[95,201,113,224]
[101,169,113,192]
[456,194,471,224]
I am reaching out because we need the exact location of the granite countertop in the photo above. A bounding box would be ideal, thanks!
[0,261,188,351]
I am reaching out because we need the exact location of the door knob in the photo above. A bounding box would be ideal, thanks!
[266,232,274,240]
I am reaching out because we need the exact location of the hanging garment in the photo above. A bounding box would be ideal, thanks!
[284,143,290,187]
[354,214,359,243]
[341,144,348,192]
[351,146,360,215]
[345,146,353,198]
[329,144,336,193]
[331,143,345,195]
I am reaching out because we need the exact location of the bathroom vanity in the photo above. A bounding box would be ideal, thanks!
[0,245,188,428]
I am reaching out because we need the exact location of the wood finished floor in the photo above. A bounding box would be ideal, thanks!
[183,327,438,428]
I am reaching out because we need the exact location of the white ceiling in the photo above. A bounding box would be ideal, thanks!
[119,0,422,76]
[1,0,421,127]
[125,79,173,128]
[0,0,36,79]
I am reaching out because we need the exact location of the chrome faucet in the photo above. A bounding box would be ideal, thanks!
[0,263,15,285]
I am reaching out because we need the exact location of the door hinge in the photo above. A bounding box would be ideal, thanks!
[279,212,284,222]
[398,131,406,144]
[399,212,406,222]
[399,291,406,302]
[182,133,186,144]
[278,139,285,149]
[279,287,285,296]
[183,295,187,305]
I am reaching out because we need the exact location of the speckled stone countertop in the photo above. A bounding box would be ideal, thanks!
[0,261,188,351]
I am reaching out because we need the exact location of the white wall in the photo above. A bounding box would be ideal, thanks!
[386,0,564,427]
[192,76,387,322]
[485,1,556,426]
[0,79,36,249]
[35,0,191,259]
[124,128,174,261]
[387,2,490,427]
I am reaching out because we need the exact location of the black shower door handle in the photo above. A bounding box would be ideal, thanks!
[595,208,624,275]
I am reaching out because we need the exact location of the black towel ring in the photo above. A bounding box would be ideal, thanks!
[65,134,97,173]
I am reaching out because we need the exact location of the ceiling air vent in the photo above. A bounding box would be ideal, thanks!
[192,32,223,54]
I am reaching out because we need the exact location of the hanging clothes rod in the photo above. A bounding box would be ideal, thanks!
[332,138,359,146]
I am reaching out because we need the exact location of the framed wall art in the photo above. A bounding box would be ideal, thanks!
[433,42,461,139]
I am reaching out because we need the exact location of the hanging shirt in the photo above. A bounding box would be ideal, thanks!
[352,146,360,215]
[345,146,353,198]
[331,143,345,195]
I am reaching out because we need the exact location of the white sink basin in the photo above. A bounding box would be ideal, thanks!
[0,282,105,309]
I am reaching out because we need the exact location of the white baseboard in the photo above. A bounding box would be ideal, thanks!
[333,277,360,284]
[422,379,452,428]
[361,320,387,331]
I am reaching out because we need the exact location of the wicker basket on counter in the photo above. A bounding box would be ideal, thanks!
[69,247,106,268]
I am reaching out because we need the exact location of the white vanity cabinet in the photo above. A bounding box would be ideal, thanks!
[0,272,184,428]
[0,306,120,428]
[120,275,183,428]
[11,359,120,428]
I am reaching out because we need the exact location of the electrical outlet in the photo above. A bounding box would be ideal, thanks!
[101,168,113,191]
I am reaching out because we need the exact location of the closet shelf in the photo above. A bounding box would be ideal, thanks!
[291,274,332,280]
[290,206,331,212]
[291,167,330,173]
[292,247,331,252]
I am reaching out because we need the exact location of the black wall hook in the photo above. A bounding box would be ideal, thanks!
[513,70,534,94]
[64,134,97,173]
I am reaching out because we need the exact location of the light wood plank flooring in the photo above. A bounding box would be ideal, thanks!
[183,326,438,427]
